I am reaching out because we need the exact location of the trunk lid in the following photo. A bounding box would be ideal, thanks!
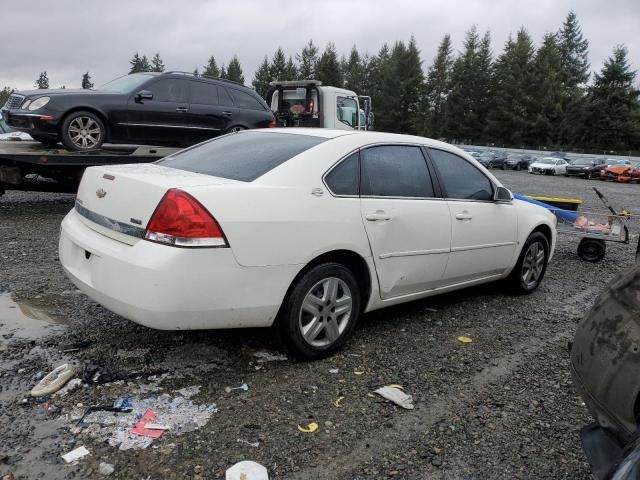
[75,163,237,245]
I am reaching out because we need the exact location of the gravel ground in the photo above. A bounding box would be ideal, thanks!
[1,170,639,480]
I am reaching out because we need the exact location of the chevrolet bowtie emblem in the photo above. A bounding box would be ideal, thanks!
[96,188,107,198]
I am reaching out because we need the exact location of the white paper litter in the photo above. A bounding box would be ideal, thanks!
[253,351,287,362]
[62,445,90,463]
[374,386,414,410]
[226,460,269,480]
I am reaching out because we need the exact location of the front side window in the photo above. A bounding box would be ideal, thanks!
[148,79,188,103]
[337,96,358,127]
[325,152,359,196]
[429,148,493,201]
[230,88,264,110]
[361,146,434,198]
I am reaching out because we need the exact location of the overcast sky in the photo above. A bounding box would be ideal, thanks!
[2,0,638,91]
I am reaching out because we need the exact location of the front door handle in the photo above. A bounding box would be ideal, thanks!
[455,212,473,221]
[222,111,234,116]
[365,211,391,221]
[175,107,189,113]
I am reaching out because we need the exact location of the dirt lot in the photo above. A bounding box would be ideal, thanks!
[1,170,639,480]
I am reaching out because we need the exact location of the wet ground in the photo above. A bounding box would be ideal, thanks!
[1,170,639,479]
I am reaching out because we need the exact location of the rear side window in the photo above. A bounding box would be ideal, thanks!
[361,146,434,198]
[325,152,359,196]
[218,86,234,107]
[429,149,493,201]
[230,88,265,110]
[157,132,326,182]
[189,81,218,105]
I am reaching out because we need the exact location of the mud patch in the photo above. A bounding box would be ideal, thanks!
[0,292,66,342]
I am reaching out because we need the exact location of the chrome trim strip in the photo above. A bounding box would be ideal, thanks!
[379,248,450,259]
[451,241,516,252]
[75,202,146,239]
[116,122,220,131]
[5,113,54,117]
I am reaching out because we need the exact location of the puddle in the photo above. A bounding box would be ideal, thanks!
[0,292,66,341]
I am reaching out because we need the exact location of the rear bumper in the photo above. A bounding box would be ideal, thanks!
[59,209,298,330]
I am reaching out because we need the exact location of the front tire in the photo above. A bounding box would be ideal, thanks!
[60,111,105,152]
[276,263,361,360]
[507,232,550,294]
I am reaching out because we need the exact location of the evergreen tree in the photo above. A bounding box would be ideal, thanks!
[129,53,144,73]
[219,65,227,79]
[140,55,152,72]
[316,43,342,87]
[203,56,220,77]
[151,53,165,72]
[81,72,94,89]
[486,28,536,146]
[35,71,50,89]
[269,47,287,81]
[419,34,454,138]
[0,86,13,106]
[558,10,590,88]
[252,56,272,98]
[296,40,318,79]
[530,33,564,146]
[343,46,366,93]
[581,46,640,150]
[284,57,297,81]
[226,56,245,84]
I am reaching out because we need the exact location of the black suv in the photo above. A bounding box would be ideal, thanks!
[565,157,607,179]
[1,72,275,151]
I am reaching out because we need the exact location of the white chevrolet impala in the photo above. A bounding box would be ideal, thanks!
[59,129,556,359]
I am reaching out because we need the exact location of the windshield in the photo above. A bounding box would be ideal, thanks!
[157,131,327,182]
[100,73,155,93]
[572,158,593,166]
[538,159,556,165]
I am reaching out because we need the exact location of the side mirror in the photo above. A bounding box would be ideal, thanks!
[494,186,513,203]
[136,90,153,101]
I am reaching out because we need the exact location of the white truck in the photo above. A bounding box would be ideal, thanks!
[267,80,373,131]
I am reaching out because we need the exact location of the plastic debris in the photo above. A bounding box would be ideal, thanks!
[329,368,339,374]
[236,438,260,448]
[31,364,75,397]
[131,410,166,438]
[113,397,132,410]
[226,460,269,480]
[353,370,365,376]
[297,422,319,433]
[425,307,438,312]
[53,377,83,397]
[334,396,345,408]
[457,336,473,344]
[387,384,404,390]
[61,445,90,463]
[176,385,201,398]
[82,364,123,385]
[254,351,287,362]
[98,462,115,476]
[225,383,249,393]
[374,385,414,410]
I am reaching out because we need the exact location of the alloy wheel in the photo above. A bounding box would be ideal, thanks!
[521,241,545,289]
[68,116,102,149]
[298,277,353,348]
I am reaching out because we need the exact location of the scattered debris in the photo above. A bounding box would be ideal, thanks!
[113,397,132,410]
[254,351,287,362]
[1,473,15,480]
[329,368,339,374]
[176,385,201,398]
[236,438,260,448]
[353,370,365,376]
[75,404,133,428]
[61,445,90,463]
[82,364,122,385]
[457,336,473,344]
[425,307,438,312]
[297,422,319,433]
[374,385,414,410]
[334,396,345,408]
[131,410,166,438]
[31,364,75,397]
[226,460,269,480]
[98,462,115,476]
[225,383,249,393]
[53,377,83,397]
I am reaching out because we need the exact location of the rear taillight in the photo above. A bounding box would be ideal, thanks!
[267,119,276,128]
[145,189,228,248]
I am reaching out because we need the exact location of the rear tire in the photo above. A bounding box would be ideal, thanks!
[507,232,550,294]
[515,163,521,171]
[60,111,105,151]
[227,125,246,134]
[276,263,361,360]
[578,238,606,263]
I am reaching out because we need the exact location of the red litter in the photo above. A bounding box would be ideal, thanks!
[130,409,166,439]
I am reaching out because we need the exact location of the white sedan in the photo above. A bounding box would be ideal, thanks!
[528,157,569,175]
[59,129,557,359]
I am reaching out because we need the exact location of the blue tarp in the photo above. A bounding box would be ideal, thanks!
[514,193,579,222]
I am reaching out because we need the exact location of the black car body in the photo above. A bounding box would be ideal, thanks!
[505,153,535,170]
[1,72,275,151]
[478,151,508,169]
[571,264,640,479]
[565,157,607,179]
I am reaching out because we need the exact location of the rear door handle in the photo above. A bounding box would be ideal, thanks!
[222,111,234,116]
[365,211,391,221]
[175,107,189,113]
[455,212,473,221]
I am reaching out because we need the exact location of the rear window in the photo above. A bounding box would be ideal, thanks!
[157,131,326,182]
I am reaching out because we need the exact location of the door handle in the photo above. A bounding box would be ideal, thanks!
[455,212,473,221]
[175,107,189,113]
[222,111,234,116]
[365,211,391,221]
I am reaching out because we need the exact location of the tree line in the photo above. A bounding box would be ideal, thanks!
[2,11,638,152]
